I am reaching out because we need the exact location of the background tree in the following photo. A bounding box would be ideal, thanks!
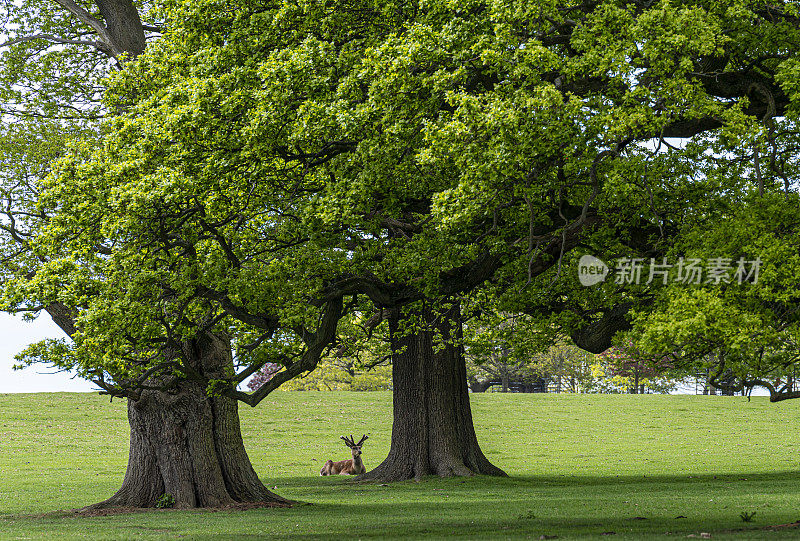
[531,342,597,394]
[598,342,679,394]
[463,313,595,393]
[465,313,544,392]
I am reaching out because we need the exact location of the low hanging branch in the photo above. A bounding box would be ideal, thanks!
[707,356,800,403]
[226,297,344,407]
[51,0,116,48]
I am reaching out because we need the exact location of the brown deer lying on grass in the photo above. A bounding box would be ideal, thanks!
[320,434,368,475]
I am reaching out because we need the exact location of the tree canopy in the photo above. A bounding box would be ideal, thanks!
[18,0,796,402]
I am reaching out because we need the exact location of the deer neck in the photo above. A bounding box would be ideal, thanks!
[352,453,363,469]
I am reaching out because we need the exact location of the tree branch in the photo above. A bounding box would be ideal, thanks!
[49,0,116,54]
[228,297,343,406]
[0,33,100,49]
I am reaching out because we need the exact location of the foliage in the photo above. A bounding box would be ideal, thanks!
[630,190,800,400]
[153,494,175,509]
[529,341,599,393]
[585,361,678,395]
[464,313,547,390]
[464,316,672,394]
[0,0,183,399]
[0,0,116,119]
[245,362,282,392]
[465,318,598,392]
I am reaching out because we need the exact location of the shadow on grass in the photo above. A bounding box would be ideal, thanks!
[277,469,800,489]
[5,472,800,540]
[253,471,800,539]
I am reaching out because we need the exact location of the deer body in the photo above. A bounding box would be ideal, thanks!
[320,435,368,476]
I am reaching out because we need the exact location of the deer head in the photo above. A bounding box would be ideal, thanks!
[341,434,368,459]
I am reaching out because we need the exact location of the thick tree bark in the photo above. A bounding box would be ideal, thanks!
[86,333,288,509]
[360,301,506,481]
[96,0,146,57]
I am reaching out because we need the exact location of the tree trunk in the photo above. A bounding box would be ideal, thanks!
[86,332,288,509]
[360,301,506,481]
[96,0,147,57]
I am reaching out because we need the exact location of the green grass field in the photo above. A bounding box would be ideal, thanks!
[1,392,800,540]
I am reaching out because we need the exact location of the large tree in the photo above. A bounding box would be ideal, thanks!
[633,190,800,400]
[1,0,296,508]
[285,0,800,477]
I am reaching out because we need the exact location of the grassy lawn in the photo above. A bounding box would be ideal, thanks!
[1,392,799,539]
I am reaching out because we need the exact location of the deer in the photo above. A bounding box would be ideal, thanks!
[320,434,368,476]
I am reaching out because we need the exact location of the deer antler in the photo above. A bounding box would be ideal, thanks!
[341,434,368,447]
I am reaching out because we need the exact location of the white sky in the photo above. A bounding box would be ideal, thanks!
[0,313,258,394]
[0,313,94,393]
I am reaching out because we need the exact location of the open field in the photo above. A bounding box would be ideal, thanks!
[1,392,799,539]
